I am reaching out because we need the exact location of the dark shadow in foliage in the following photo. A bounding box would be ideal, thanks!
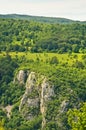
[50,56,59,65]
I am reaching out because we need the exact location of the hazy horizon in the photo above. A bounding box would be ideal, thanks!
[0,0,86,21]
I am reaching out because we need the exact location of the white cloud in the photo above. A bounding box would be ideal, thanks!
[0,0,86,20]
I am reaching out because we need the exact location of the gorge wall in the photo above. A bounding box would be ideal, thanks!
[16,70,54,129]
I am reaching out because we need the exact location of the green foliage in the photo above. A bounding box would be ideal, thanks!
[0,54,18,84]
[50,56,59,64]
[0,120,5,130]
[67,103,86,130]
[44,121,58,130]
[0,17,86,130]
[0,52,86,130]
[72,60,84,69]
[0,18,86,53]
[0,55,19,106]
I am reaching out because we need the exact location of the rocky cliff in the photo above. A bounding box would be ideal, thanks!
[0,69,81,130]
[17,70,55,129]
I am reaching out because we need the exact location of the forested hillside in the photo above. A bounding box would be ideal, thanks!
[0,17,86,130]
[0,14,75,24]
[0,18,86,53]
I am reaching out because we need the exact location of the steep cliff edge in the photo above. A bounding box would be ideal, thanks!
[18,70,54,129]
[0,68,82,130]
[19,72,40,120]
[40,78,54,129]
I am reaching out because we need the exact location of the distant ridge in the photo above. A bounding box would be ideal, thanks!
[0,14,86,24]
[0,14,79,24]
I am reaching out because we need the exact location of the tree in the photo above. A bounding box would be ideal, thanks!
[50,56,59,64]
[67,103,86,130]
[72,60,84,69]
[0,121,5,130]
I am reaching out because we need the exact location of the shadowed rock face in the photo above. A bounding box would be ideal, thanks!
[19,71,54,129]
[40,78,54,129]
[19,72,40,120]
[14,70,28,84]
[60,100,69,113]
[17,70,26,84]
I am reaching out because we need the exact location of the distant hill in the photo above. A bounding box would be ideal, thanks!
[0,14,80,24]
[0,18,86,53]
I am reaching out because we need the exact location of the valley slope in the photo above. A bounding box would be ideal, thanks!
[0,16,86,130]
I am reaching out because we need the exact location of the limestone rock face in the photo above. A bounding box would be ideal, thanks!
[16,70,27,84]
[40,78,54,129]
[19,72,40,120]
[60,100,69,113]
[19,71,55,129]
[25,72,36,89]
[41,78,54,102]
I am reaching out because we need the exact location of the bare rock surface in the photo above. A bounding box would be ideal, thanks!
[19,71,55,129]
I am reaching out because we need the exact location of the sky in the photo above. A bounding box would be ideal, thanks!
[0,0,86,21]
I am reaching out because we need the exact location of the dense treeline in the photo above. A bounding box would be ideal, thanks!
[0,55,22,106]
[0,14,75,24]
[0,18,86,53]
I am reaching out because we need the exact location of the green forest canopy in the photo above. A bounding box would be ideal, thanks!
[0,18,86,53]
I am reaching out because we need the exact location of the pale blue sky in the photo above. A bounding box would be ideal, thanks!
[0,0,86,21]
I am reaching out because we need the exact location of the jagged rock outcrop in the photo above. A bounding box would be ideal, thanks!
[14,70,28,84]
[19,71,55,129]
[40,78,54,129]
[0,105,13,119]
[60,100,69,113]
[19,72,40,120]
